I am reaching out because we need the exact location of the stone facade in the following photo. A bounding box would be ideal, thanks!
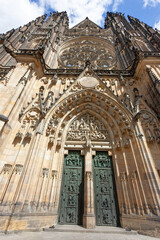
[0,11,160,233]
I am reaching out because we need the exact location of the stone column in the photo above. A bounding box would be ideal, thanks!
[83,144,96,229]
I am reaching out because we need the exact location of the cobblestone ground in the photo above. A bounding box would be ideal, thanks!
[0,231,158,240]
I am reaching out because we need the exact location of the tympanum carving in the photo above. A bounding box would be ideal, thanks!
[66,113,109,142]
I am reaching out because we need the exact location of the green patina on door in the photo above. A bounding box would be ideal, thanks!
[93,151,118,226]
[59,150,84,225]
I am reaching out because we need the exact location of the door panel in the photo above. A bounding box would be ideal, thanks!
[59,150,84,225]
[93,151,118,226]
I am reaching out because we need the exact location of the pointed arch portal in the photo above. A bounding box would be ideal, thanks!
[43,80,136,228]
[58,111,119,227]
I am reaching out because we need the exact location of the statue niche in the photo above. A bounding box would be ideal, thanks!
[66,113,110,142]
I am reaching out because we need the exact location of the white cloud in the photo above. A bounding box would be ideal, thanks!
[143,0,160,7]
[39,0,114,27]
[0,0,125,33]
[154,20,160,30]
[0,0,44,33]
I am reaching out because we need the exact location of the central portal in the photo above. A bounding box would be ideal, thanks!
[58,150,84,225]
[58,150,118,227]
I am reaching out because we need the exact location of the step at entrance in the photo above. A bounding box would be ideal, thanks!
[43,225,137,235]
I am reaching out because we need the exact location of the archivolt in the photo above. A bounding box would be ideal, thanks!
[45,88,133,126]
[44,89,135,149]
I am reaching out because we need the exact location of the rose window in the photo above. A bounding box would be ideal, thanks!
[58,37,116,69]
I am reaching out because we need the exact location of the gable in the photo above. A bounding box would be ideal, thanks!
[70,17,102,30]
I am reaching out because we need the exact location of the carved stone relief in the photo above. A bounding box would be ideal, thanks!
[140,112,157,126]
[66,113,109,142]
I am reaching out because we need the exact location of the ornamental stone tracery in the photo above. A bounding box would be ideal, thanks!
[66,113,110,142]
[58,38,116,70]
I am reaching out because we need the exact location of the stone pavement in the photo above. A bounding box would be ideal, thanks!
[0,226,159,240]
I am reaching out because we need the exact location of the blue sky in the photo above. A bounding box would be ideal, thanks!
[0,0,160,33]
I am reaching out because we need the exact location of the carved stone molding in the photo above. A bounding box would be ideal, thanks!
[42,168,49,178]
[139,112,157,127]
[154,128,160,143]
[114,140,121,149]
[52,170,58,179]
[130,170,137,180]
[123,138,130,147]
[86,171,92,180]
[24,132,32,139]
[120,172,127,182]
[15,131,23,139]
[49,136,54,144]
[147,136,155,143]
[18,76,27,85]
[145,128,156,143]
[0,76,9,86]
[1,164,12,174]
[14,164,23,175]
[56,139,61,148]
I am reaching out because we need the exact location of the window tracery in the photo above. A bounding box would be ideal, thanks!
[58,38,116,70]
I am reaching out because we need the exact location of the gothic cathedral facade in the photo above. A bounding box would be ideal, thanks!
[0,11,160,233]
